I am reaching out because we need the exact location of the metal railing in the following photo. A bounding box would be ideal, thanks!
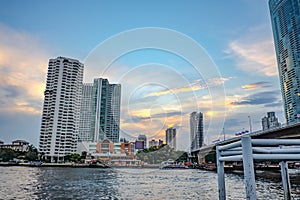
[216,135,300,200]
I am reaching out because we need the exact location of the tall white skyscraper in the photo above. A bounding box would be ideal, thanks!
[39,57,84,163]
[166,127,176,149]
[78,78,121,143]
[190,112,203,151]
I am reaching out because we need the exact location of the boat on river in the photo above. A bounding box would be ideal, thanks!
[160,159,188,169]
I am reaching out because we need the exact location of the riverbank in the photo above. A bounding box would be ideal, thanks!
[0,162,161,169]
[0,162,108,168]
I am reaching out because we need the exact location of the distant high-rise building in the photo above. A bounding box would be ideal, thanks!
[39,57,84,163]
[158,139,164,146]
[166,127,176,149]
[137,134,147,149]
[190,112,204,151]
[78,78,121,143]
[149,139,158,148]
[269,0,300,123]
[262,112,281,130]
[120,137,128,143]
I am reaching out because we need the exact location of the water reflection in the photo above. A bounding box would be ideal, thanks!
[0,167,300,199]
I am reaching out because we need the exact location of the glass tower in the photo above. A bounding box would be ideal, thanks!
[269,0,300,123]
[79,78,121,143]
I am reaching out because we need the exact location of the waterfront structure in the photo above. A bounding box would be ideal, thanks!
[166,127,176,149]
[96,139,114,154]
[78,78,121,143]
[190,112,204,151]
[149,139,158,148]
[121,142,135,155]
[39,57,84,163]
[262,112,281,130]
[137,134,147,149]
[113,143,121,154]
[0,140,29,152]
[269,0,300,123]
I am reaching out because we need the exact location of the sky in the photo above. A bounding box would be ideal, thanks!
[0,0,284,150]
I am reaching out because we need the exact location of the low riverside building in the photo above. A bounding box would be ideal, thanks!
[0,140,29,152]
[121,142,135,155]
[96,139,114,154]
[77,140,136,155]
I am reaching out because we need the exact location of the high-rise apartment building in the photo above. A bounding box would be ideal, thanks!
[39,57,84,163]
[269,0,300,123]
[262,112,281,130]
[166,127,176,149]
[78,78,121,143]
[190,112,204,151]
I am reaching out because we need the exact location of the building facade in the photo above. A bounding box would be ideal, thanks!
[0,140,29,152]
[137,134,147,149]
[78,78,121,143]
[96,139,114,154]
[78,83,93,142]
[166,127,176,149]
[149,139,158,148]
[39,57,84,162]
[262,112,281,130]
[190,112,204,151]
[269,0,300,123]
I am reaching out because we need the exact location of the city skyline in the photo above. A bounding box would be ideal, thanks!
[0,1,284,150]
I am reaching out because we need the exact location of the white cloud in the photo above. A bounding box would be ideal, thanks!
[226,25,278,77]
[0,24,51,114]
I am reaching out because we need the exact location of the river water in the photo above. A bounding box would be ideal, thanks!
[0,166,300,199]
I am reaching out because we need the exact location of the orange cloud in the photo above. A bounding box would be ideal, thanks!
[241,82,269,90]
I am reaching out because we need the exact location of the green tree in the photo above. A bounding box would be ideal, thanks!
[25,145,38,161]
[64,153,81,162]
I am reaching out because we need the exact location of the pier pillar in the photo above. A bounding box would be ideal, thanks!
[241,136,257,200]
[280,161,291,200]
[216,145,226,200]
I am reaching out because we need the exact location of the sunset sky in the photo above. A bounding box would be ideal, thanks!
[0,0,283,150]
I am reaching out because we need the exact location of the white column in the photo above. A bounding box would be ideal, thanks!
[216,145,226,200]
[241,136,257,200]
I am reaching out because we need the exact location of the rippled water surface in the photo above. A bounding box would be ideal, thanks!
[0,166,300,199]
